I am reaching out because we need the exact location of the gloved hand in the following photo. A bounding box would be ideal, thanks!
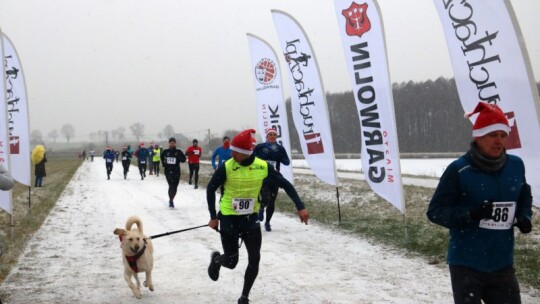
[469,200,494,221]
[515,217,532,234]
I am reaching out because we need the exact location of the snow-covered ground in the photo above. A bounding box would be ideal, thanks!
[291,158,451,189]
[0,160,538,303]
[293,159,452,178]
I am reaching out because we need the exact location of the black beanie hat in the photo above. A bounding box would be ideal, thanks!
[169,137,176,143]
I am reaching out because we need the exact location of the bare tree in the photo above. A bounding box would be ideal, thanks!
[30,130,43,145]
[47,129,59,143]
[130,122,145,141]
[60,124,75,143]
[163,124,175,140]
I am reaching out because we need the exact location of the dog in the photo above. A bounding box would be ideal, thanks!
[113,216,154,299]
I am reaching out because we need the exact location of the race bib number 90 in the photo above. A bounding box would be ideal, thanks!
[232,198,255,215]
[479,201,516,230]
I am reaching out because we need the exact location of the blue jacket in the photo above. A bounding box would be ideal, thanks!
[103,150,115,164]
[253,142,290,172]
[427,152,532,272]
[211,146,232,169]
[134,147,149,163]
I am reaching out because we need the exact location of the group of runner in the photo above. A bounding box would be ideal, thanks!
[101,138,208,208]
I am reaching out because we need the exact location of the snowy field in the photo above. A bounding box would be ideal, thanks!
[0,159,538,303]
[293,158,453,178]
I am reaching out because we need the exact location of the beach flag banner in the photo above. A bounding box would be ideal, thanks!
[333,0,405,213]
[3,34,31,186]
[272,10,339,186]
[0,28,13,214]
[247,33,294,184]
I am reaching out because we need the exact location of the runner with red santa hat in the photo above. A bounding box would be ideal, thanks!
[206,129,309,304]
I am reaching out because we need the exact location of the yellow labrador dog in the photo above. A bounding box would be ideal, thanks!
[113,216,154,299]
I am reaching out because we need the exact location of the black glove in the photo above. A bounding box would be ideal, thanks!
[515,217,532,234]
[469,201,494,221]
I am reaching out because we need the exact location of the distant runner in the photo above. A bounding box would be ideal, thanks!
[121,146,132,180]
[161,137,186,208]
[185,139,202,189]
[103,147,115,180]
[134,143,149,180]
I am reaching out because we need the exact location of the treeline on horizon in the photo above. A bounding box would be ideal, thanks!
[285,77,540,153]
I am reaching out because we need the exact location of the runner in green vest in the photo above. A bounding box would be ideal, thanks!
[206,129,309,304]
[152,145,161,177]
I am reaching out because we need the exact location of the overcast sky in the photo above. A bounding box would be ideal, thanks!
[1,0,539,143]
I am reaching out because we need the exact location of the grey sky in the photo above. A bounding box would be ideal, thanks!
[1,0,539,142]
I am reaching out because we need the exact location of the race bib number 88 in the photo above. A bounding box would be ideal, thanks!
[479,201,516,230]
[232,198,255,215]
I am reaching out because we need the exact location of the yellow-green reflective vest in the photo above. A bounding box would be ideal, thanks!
[220,157,268,216]
[152,149,160,162]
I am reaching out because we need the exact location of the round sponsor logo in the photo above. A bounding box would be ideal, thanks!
[254,58,276,85]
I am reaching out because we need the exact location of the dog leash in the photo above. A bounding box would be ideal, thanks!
[150,224,209,239]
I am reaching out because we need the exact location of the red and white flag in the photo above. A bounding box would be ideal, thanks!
[3,33,31,186]
[272,10,339,186]
[0,28,13,214]
[434,0,540,207]
[247,33,294,184]
[334,1,405,213]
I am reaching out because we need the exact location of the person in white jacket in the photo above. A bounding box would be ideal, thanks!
[0,164,14,191]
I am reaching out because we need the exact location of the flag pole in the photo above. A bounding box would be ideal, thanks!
[28,186,31,214]
[336,187,341,225]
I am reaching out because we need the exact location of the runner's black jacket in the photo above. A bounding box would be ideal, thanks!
[160,148,186,175]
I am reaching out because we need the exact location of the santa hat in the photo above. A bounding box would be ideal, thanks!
[465,102,510,137]
[107,146,111,150]
[230,129,257,155]
[139,142,145,147]
[266,128,277,136]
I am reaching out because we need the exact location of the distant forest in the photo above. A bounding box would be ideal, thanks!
[285,78,540,153]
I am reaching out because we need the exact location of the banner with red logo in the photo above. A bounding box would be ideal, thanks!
[0,28,13,214]
[247,33,294,184]
[271,10,339,186]
[434,0,540,207]
[3,34,31,186]
[333,1,405,213]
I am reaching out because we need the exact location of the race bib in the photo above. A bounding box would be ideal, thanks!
[232,198,255,215]
[166,157,176,165]
[122,156,127,160]
[140,160,146,164]
[106,159,112,163]
[194,150,200,155]
[479,201,516,230]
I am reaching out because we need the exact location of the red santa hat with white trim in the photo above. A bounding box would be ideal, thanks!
[230,129,257,155]
[266,128,277,135]
[465,102,510,138]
